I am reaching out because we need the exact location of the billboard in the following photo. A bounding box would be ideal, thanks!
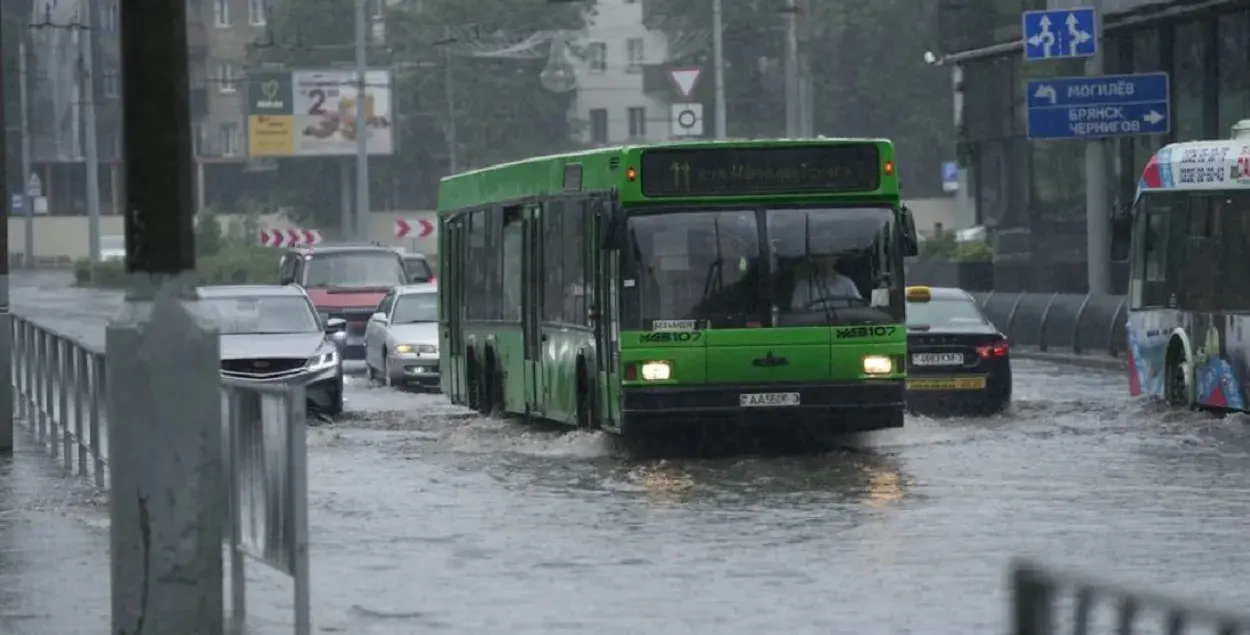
[245,68,395,157]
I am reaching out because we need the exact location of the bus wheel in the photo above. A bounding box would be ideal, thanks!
[576,358,595,429]
[1164,341,1193,409]
[466,352,482,412]
[484,350,504,416]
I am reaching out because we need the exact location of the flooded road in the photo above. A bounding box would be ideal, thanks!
[6,271,1250,634]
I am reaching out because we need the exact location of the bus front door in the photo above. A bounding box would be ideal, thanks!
[521,203,544,414]
[445,217,467,402]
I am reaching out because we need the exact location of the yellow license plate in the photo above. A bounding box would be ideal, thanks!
[907,376,987,391]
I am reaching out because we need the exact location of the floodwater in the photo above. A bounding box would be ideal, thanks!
[5,270,1250,634]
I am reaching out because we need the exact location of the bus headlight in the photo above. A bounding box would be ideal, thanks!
[862,355,893,375]
[640,361,672,381]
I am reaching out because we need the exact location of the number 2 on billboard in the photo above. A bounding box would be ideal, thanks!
[307,89,326,115]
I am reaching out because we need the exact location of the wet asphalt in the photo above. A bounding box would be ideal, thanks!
[4,271,1250,634]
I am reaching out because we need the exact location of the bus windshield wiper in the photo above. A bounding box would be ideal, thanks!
[803,212,839,325]
[698,217,725,327]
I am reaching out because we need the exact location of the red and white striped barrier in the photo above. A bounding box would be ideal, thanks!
[258,228,324,247]
[394,218,435,239]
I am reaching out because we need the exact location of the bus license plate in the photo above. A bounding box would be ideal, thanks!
[739,392,801,407]
[912,352,964,366]
[906,377,987,391]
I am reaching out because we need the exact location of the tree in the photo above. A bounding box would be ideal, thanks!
[245,0,594,228]
[646,0,953,196]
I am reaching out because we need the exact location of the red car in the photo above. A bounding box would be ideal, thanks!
[278,243,407,360]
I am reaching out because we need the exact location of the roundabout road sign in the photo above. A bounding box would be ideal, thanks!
[670,102,704,137]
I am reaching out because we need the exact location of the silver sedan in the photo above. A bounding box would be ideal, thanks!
[363,283,440,389]
[195,285,347,415]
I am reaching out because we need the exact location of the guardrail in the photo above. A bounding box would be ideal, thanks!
[12,315,109,487]
[223,379,311,635]
[969,292,1128,362]
[1012,559,1250,634]
[10,313,311,632]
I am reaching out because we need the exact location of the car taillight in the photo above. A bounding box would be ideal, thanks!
[976,340,1009,359]
[623,363,637,380]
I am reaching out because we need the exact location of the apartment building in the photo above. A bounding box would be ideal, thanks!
[25,0,123,215]
[570,0,673,146]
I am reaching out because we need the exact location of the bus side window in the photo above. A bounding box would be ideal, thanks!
[1140,210,1169,308]
[1218,193,1250,312]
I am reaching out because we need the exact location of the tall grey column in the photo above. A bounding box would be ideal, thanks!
[782,0,799,137]
[354,0,371,241]
[1084,24,1110,294]
[81,3,103,262]
[711,0,727,139]
[0,17,12,453]
[19,38,35,269]
[110,0,223,631]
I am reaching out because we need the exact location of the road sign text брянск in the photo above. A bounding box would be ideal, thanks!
[1026,72,1170,141]
[1022,7,1097,61]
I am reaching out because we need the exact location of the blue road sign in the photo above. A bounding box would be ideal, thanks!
[941,161,959,192]
[1022,7,1097,61]
[1026,72,1170,141]
[10,193,22,216]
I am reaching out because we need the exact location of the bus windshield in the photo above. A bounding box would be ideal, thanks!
[623,206,899,329]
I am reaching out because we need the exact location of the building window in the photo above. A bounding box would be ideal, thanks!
[627,107,646,138]
[101,3,118,31]
[214,0,230,27]
[103,68,118,98]
[216,63,236,92]
[1172,21,1205,142]
[589,108,608,144]
[1218,10,1249,134]
[220,122,239,156]
[626,38,644,72]
[249,0,268,25]
[193,122,205,156]
[587,42,607,73]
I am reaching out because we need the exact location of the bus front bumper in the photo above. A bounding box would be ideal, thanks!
[620,380,905,433]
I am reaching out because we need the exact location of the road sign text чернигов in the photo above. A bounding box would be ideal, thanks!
[1025,73,1169,140]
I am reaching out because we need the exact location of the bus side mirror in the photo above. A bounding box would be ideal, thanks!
[1109,209,1132,262]
[900,205,920,257]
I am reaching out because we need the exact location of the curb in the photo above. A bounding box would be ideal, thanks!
[1012,347,1124,371]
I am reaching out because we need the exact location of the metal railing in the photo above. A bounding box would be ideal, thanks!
[10,314,311,633]
[11,315,109,487]
[970,292,1129,361]
[223,378,311,635]
[1013,559,1250,634]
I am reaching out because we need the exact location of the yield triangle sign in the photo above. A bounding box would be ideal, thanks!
[668,67,702,99]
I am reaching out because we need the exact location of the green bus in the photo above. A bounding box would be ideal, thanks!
[437,139,919,441]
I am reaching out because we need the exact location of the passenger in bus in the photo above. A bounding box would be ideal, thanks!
[789,254,861,311]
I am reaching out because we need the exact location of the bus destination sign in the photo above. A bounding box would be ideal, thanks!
[639,145,882,197]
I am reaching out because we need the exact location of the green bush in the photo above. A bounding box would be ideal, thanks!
[196,245,278,285]
[953,240,992,262]
[76,259,127,288]
[73,257,91,285]
[918,229,958,261]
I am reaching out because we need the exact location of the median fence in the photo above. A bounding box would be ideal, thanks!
[1012,559,1250,634]
[9,314,311,634]
[968,291,1128,364]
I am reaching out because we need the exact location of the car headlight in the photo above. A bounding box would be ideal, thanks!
[307,350,339,370]
[862,355,893,375]
[640,360,672,381]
